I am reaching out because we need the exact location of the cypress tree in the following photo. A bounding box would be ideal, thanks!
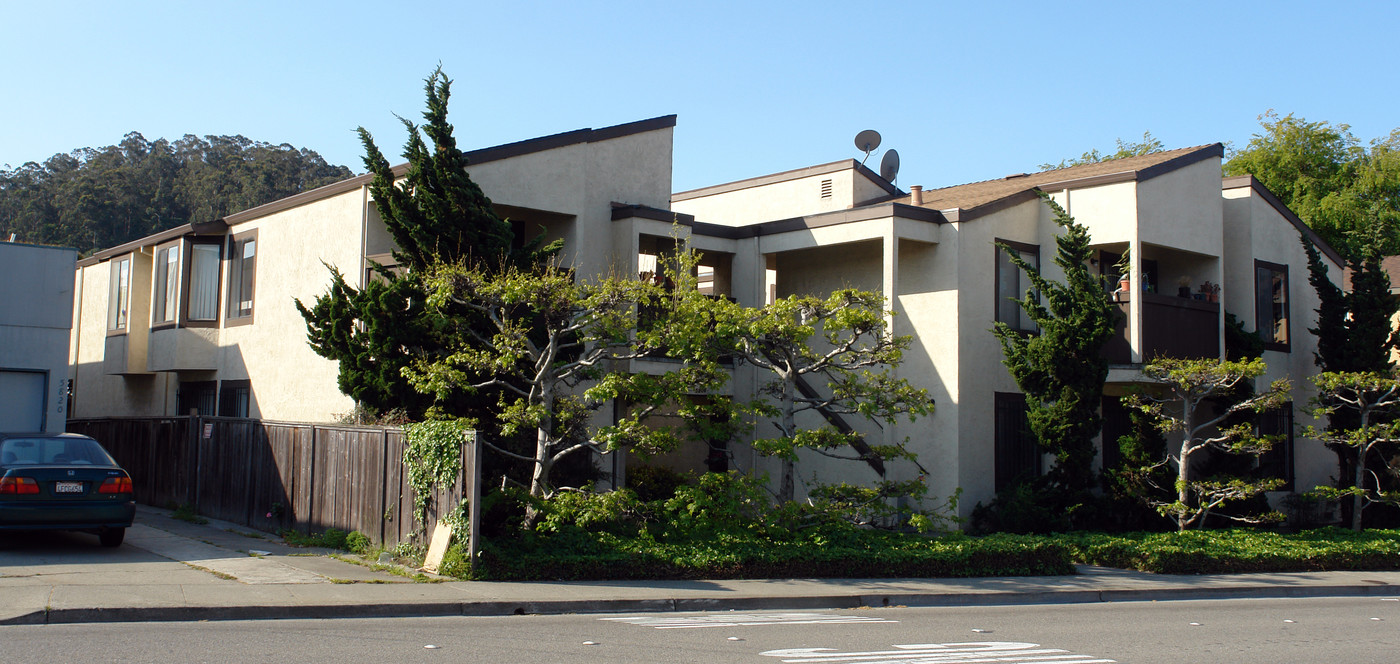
[1304,235,1399,525]
[993,192,1121,505]
[297,67,557,420]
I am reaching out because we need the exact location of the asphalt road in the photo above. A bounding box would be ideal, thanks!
[1,596,1395,663]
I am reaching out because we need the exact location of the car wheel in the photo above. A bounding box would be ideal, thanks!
[99,528,125,548]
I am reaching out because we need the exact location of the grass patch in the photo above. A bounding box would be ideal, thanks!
[279,528,371,554]
[183,563,235,581]
[170,503,208,525]
[327,552,441,583]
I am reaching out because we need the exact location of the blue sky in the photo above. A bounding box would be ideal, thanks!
[3,1,1397,194]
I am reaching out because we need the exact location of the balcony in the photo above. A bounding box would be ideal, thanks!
[1103,291,1219,364]
[146,326,219,372]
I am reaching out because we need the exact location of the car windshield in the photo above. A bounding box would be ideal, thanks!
[0,438,116,466]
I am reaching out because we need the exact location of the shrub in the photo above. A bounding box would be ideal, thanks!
[627,465,691,502]
[1067,528,1400,574]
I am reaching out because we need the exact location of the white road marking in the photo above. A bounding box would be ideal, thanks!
[601,612,898,629]
[760,641,1116,663]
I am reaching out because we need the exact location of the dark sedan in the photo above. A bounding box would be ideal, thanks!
[0,432,135,547]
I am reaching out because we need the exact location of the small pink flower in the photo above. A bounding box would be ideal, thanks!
[266,512,273,518]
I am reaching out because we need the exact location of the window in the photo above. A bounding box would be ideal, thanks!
[107,257,131,331]
[996,240,1039,332]
[176,381,217,416]
[1255,260,1289,350]
[219,380,251,418]
[152,243,179,326]
[227,231,257,324]
[186,242,221,323]
[1255,403,1294,489]
[994,392,1041,491]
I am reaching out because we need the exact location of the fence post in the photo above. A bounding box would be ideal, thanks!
[380,427,390,546]
[465,429,481,567]
[189,413,202,510]
[308,426,319,533]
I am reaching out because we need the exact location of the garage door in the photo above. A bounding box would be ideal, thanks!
[0,370,46,432]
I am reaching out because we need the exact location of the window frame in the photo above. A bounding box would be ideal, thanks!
[1255,402,1295,490]
[995,238,1040,334]
[151,240,180,329]
[218,379,252,418]
[176,380,217,416]
[1254,259,1290,352]
[106,255,132,334]
[181,239,223,327]
[225,229,258,327]
[994,391,1042,492]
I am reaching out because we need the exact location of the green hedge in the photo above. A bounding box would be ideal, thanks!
[1066,528,1400,574]
[469,532,1074,581]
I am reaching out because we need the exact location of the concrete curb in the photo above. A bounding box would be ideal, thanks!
[7,582,1398,625]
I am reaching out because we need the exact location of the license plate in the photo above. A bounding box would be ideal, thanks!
[54,481,84,494]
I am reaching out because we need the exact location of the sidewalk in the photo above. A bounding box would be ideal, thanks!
[3,506,1398,626]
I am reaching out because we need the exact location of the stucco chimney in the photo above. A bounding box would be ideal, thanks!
[909,185,923,206]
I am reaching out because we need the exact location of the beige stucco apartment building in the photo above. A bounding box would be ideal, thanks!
[669,145,1343,516]
[66,116,1343,518]
[68,116,677,423]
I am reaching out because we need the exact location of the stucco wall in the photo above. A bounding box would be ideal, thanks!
[1223,184,1340,497]
[467,126,675,280]
[1048,180,1138,246]
[219,187,365,421]
[672,165,869,227]
[0,242,77,432]
[1137,158,1225,257]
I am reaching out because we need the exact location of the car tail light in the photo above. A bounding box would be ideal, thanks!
[98,476,133,494]
[0,477,40,495]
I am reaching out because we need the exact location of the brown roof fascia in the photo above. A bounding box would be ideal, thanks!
[219,115,678,228]
[1135,143,1224,181]
[78,221,233,267]
[674,159,881,202]
[610,203,696,225]
[950,188,1045,224]
[1222,174,1347,268]
[82,116,680,260]
[687,202,946,239]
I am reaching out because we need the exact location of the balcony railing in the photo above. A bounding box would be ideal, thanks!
[1102,291,1219,364]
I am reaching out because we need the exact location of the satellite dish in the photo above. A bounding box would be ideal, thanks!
[880,149,901,184]
[854,130,881,164]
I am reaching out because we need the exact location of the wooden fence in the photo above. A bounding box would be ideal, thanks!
[66,417,472,547]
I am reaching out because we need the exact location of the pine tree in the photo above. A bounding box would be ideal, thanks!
[993,192,1120,504]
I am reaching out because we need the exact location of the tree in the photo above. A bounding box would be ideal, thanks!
[404,257,721,512]
[1302,235,1399,519]
[1040,131,1164,170]
[297,67,558,420]
[714,289,932,503]
[1125,357,1291,531]
[1,131,350,253]
[1226,111,1400,258]
[993,192,1120,502]
[1305,372,1400,531]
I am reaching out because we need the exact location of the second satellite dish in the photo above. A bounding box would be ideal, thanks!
[854,130,881,164]
[880,149,900,184]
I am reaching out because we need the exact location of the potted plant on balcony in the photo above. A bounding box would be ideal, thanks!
[1177,276,1192,298]
[1198,281,1220,303]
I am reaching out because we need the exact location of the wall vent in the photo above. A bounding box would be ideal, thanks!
[820,179,833,199]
